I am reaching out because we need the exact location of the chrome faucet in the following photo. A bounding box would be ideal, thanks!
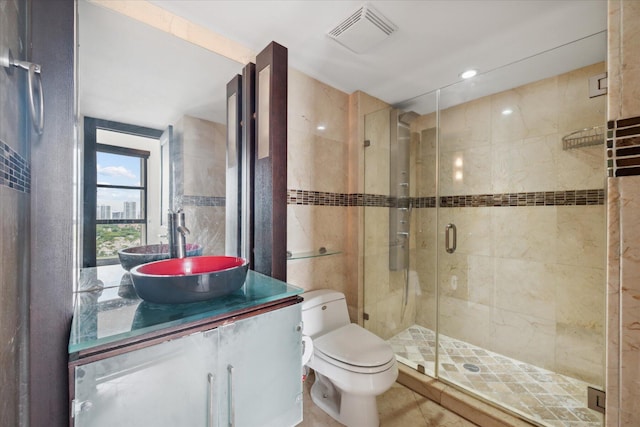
[168,210,190,258]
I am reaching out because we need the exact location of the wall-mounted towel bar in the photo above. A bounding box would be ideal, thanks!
[1,47,44,135]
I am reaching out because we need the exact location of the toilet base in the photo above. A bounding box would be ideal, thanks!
[310,372,380,427]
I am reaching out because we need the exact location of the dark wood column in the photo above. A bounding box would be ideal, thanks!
[226,74,242,257]
[254,42,287,281]
[241,63,256,266]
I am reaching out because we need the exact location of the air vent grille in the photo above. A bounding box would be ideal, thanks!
[327,4,397,54]
[329,7,365,38]
[364,8,395,35]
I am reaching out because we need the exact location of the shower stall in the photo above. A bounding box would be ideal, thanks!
[362,44,606,427]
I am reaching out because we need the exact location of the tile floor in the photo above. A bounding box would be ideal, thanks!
[388,325,603,427]
[300,371,478,427]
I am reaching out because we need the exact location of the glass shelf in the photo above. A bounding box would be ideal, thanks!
[286,247,342,260]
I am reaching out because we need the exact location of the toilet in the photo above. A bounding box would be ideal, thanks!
[301,289,398,427]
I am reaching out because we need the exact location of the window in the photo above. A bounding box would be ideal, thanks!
[83,118,163,267]
[95,146,149,264]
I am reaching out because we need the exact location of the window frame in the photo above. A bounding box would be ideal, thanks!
[83,117,163,267]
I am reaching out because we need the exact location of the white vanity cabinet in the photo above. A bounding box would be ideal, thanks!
[72,329,219,426]
[217,304,303,427]
[71,300,303,427]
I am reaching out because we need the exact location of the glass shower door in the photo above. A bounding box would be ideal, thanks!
[436,58,606,427]
[363,91,438,377]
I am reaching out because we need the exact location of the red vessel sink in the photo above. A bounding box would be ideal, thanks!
[130,256,249,304]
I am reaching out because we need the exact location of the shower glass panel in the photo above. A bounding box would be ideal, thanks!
[363,34,607,427]
[436,58,606,425]
[363,93,437,376]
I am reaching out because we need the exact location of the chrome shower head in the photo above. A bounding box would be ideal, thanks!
[399,111,419,124]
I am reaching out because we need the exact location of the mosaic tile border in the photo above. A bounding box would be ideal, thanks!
[440,189,604,207]
[0,139,30,193]
[287,189,396,207]
[179,195,225,207]
[607,115,640,177]
[286,189,603,207]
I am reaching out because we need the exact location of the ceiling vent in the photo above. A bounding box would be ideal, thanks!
[327,4,397,54]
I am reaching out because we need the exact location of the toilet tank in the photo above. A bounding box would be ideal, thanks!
[301,290,351,339]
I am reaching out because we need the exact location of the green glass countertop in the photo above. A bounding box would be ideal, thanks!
[69,264,303,356]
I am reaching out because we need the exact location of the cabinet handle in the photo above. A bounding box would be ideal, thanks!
[228,365,235,427]
[208,373,215,427]
[445,223,457,254]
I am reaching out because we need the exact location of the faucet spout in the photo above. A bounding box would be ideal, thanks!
[168,211,189,258]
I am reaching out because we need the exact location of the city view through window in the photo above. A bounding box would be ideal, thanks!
[96,150,147,261]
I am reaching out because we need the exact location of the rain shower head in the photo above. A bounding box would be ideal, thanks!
[399,111,419,124]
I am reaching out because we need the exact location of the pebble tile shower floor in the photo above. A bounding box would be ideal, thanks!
[388,325,603,427]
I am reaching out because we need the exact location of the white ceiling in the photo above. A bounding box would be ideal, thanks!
[79,0,607,130]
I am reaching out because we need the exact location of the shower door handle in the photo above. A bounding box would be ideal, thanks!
[445,223,457,254]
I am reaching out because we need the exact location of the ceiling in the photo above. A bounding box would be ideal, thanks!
[79,0,607,129]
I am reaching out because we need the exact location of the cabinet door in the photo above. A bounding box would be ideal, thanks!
[218,304,303,427]
[73,329,219,427]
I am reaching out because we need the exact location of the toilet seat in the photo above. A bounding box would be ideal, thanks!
[314,324,395,374]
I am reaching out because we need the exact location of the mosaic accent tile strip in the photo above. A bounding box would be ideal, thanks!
[389,325,603,427]
[0,139,30,193]
[607,115,640,177]
[353,193,396,207]
[413,196,437,208]
[179,195,225,207]
[287,189,353,206]
[287,189,396,207]
[286,189,603,208]
[440,189,605,208]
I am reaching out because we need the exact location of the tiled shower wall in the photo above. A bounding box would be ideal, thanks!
[605,1,640,426]
[173,115,226,256]
[363,62,607,386]
[0,0,29,425]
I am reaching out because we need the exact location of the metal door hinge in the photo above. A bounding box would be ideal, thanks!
[364,139,371,147]
[71,399,93,417]
[589,73,607,98]
[587,386,605,414]
[363,312,369,321]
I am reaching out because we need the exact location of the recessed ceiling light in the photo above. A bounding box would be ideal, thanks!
[502,108,513,115]
[460,69,477,79]
[317,125,326,131]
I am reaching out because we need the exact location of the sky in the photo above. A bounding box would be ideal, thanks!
[97,151,142,213]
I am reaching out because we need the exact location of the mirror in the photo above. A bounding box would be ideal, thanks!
[78,0,243,267]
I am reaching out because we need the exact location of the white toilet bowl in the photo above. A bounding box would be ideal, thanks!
[302,290,398,427]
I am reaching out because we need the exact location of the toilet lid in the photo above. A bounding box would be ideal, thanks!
[314,324,394,368]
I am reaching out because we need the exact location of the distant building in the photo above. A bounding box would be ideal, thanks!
[112,212,123,219]
[97,205,111,220]
[124,201,137,219]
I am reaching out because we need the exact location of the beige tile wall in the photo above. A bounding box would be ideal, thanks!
[606,2,640,426]
[286,68,354,315]
[175,115,226,255]
[179,115,227,198]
